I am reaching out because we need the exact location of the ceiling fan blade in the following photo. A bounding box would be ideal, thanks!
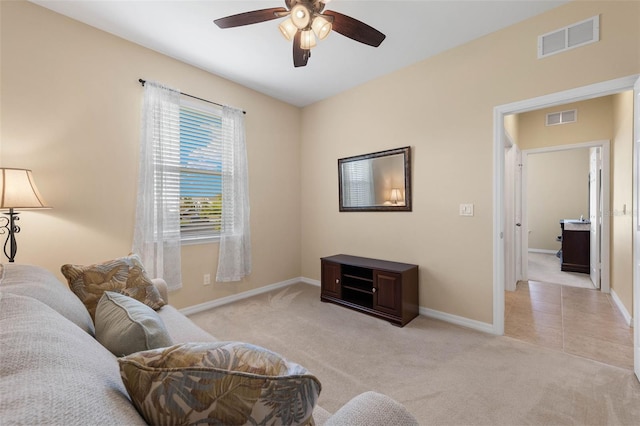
[324,10,386,47]
[214,7,288,29]
[293,31,310,67]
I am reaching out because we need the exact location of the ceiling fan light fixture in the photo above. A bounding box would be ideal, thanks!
[278,18,297,40]
[300,29,317,50]
[291,4,311,29]
[311,16,331,40]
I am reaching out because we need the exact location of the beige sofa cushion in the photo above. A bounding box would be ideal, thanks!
[119,341,321,426]
[0,291,147,425]
[95,291,174,357]
[158,305,218,343]
[61,253,165,320]
[324,391,420,426]
[0,264,95,335]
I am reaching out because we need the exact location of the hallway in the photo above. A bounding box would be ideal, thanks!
[505,281,633,369]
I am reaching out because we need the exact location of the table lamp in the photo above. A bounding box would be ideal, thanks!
[0,168,50,262]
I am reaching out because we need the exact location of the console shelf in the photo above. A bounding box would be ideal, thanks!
[320,254,419,327]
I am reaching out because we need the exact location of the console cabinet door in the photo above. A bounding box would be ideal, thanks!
[373,270,401,316]
[321,260,341,298]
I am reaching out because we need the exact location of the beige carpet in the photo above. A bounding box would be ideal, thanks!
[189,283,640,425]
[528,252,595,289]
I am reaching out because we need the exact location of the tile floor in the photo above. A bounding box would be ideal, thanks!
[505,280,633,370]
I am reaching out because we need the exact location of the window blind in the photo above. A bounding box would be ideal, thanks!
[342,160,374,207]
[179,102,223,240]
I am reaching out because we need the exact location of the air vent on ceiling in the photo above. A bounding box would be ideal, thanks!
[546,109,577,126]
[538,15,599,58]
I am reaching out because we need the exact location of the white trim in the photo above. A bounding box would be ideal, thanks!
[633,77,640,381]
[610,289,633,327]
[179,277,304,316]
[522,140,611,294]
[494,74,640,336]
[528,249,558,254]
[524,140,608,155]
[301,277,321,287]
[420,307,495,334]
[497,76,639,114]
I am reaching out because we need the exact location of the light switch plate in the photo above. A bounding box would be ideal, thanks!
[460,203,474,216]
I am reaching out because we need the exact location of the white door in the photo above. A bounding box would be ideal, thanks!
[589,147,601,289]
[633,77,640,382]
[504,143,517,291]
[514,148,523,282]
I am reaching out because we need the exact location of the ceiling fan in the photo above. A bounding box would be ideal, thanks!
[214,0,386,67]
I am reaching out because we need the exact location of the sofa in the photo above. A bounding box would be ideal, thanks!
[0,263,418,425]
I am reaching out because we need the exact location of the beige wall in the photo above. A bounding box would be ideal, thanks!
[526,149,590,251]
[518,96,614,252]
[504,114,519,144]
[1,1,638,324]
[300,1,639,324]
[0,1,302,309]
[517,96,615,150]
[611,91,634,314]
[517,92,634,316]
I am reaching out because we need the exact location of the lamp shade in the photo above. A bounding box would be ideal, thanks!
[300,30,317,49]
[311,16,332,40]
[290,4,311,29]
[0,168,50,209]
[390,188,402,204]
[278,18,297,40]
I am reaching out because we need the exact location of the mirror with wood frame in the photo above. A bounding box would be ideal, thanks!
[338,146,412,212]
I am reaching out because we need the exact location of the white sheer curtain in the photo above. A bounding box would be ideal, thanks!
[216,106,252,282]
[132,81,183,290]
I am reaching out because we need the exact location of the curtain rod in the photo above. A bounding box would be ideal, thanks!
[138,79,246,115]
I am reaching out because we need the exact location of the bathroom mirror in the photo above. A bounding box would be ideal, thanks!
[338,146,412,212]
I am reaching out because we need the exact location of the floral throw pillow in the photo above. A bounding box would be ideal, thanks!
[118,341,322,426]
[61,254,165,320]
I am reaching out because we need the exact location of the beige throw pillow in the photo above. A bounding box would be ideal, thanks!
[119,341,321,426]
[95,291,173,357]
[61,254,165,320]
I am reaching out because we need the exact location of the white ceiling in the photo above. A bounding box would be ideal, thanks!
[30,0,568,107]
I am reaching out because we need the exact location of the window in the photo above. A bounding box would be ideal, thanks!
[341,160,374,207]
[179,101,223,242]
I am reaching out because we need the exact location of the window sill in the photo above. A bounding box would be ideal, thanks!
[181,235,220,246]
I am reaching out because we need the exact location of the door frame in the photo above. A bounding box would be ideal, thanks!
[493,74,639,336]
[518,141,610,293]
[633,77,640,381]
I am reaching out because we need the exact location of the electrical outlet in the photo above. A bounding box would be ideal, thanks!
[203,273,211,286]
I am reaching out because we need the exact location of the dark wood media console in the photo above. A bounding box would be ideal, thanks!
[320,254,419,327]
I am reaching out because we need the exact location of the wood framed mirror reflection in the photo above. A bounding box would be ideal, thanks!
[338,146,412,212]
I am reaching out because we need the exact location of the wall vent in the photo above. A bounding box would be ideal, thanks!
[538,15,599,58]
[546,109,577,126]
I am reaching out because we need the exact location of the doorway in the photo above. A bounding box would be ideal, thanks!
[519,141,609,293]
[492,74,640,377]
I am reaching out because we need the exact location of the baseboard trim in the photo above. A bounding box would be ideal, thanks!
[179,277,304,316]
[301,277,320,287]
[528,249,558,254]
[419,307,496,334]
[180,276,496,334]
[610,289,633,327]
